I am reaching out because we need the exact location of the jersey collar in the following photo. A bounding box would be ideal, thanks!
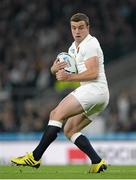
[74,34,92,51]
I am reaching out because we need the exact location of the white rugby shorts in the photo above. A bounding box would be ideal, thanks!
[71,83,109,121]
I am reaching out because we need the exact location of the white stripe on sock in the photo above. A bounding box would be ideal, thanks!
[48,120,62,128]
[70,132,82,143]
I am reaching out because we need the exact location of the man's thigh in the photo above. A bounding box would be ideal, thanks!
[51,94,84,120]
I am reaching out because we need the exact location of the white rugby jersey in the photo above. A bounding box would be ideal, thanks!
[68,34,108,87]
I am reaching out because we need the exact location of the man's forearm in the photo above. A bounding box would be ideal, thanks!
[67,70,98,82]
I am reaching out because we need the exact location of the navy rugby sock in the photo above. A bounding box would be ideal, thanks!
[33,120,62,161]
[71,133,101,164]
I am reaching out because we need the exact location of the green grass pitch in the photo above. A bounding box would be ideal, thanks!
[0,165,136,179]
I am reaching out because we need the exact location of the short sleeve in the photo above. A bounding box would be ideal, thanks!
[83,39,99,60]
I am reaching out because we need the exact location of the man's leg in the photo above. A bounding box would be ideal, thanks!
[33,120,62,161]
[11,94,84,167]
[11,120,62,168]
[32,94,84,161]
[64,114,101,163]
[63,114,107,173]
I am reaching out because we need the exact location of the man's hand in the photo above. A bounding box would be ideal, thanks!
[56,69,71,81]
[51,59,67,74]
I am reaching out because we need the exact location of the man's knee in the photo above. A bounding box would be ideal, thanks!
[63,125,76,139]
[49,108,65,121]
[49,109,56,119]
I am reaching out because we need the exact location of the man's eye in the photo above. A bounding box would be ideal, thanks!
[79,27,84,30]
[72,27,76,30]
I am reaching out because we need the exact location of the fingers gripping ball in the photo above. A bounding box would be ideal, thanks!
[57,52,77,73]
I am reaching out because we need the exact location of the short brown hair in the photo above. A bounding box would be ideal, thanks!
[70,13,90,26]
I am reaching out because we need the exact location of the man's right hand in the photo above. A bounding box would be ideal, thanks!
[51,59,67,74]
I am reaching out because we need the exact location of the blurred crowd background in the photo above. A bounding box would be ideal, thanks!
[0,0,136,133]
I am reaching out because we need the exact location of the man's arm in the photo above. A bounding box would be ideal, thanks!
[56,56,99,81]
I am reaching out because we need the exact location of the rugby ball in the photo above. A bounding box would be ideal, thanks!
[57,52,77,73]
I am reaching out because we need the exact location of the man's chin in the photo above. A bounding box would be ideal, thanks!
[75,37,82,43]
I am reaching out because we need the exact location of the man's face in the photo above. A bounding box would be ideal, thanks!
[71,20,89,45]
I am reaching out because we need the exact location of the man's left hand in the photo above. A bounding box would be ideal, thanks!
[56,69,71,81]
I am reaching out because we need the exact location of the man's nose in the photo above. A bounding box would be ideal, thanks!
[75,28,79,33]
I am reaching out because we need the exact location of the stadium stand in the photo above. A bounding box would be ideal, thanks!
[0,0,136,133]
